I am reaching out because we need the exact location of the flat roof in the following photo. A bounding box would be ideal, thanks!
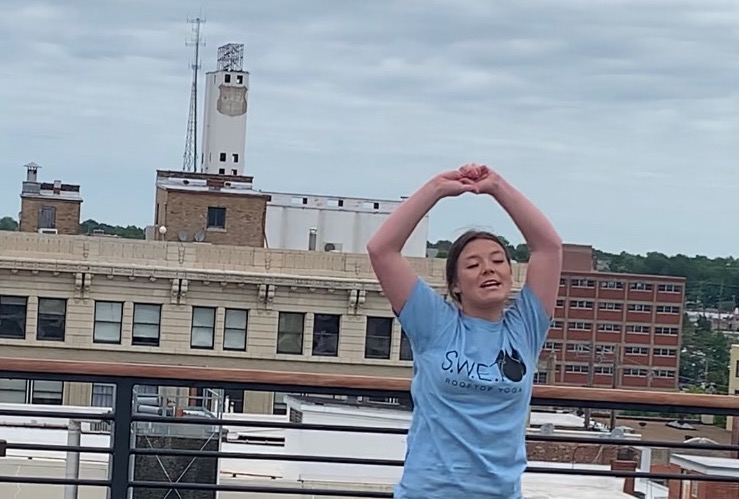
[671,454,739,478]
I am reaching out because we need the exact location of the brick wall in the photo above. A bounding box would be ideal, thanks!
[664,463,739,499]
[19,198,81,235]
[526,440,620,465]
[156,188,268,246]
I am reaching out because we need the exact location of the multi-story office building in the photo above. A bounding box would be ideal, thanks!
[0,230,528,414]
[541,244,685,391]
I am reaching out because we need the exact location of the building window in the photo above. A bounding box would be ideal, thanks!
[91,383,115,408]
[626,325,651,334]
[224,74,231,83]
[39,205,57,229]
[236,74,243,84]
[132,304,161,346]
[533,372,548,384]
[0,378,28,403]
[93,301,123,344]
[219,152,227,162]
[568,321,592,331]
[658,284,682,293]
[656,305,680,314]
[655,326,678,335]
[571,278,595,288]
[625,346,649,356]
[207,207,226,229]
[565,365,588,374]
[312,313,340,356]
[277,312,304,355]
[600,280,624,289]
[224,309,248,351]
[628,303,652,312]
[30,380,64,405]
[365,317,393,359]
[0,296,27,339]
[630,282,653,291]
[232,153,239,162]
[653,348,677,357]
[599,302,623,311]
[0,379,63,405]
[400,329,413,361]
[598,323,621,332]
[570,300,594,309]
[37,298,66,341]
[191,307,216,349]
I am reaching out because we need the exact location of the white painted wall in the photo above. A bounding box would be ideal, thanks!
[282,397,410,483]
[201,70,250,175]
[263,192,429,257]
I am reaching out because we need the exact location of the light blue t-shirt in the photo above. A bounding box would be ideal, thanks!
[394,278,552,499]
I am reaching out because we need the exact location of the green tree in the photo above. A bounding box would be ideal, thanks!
[0,216,18,231]
[79,219,145,239]
[679,314,731,392]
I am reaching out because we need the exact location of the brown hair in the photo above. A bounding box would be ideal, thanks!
[445,230,511,302]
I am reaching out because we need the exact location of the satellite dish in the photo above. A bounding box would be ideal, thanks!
[194,230,206,242]
[177,230,189,242]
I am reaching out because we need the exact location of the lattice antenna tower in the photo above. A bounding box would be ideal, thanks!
[182,16,206,172]
[217,43,244,71]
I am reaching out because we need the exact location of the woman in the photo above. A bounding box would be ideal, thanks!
[366,164,563,499]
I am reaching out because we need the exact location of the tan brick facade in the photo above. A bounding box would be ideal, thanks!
[0,231,528,410]
[155,187,269,246]
[19,198,81,235]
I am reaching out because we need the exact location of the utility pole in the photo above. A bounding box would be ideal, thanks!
[583,339,596,429]
[609,345,620,431]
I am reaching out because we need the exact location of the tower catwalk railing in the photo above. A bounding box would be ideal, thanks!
[0,357,737,498]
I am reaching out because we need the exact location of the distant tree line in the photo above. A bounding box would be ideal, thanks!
[428,239,739,310]
[0,216,144,240]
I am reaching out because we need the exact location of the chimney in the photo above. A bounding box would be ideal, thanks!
[611,448,638,495]
[53,180,62,195]
[308,228,317,251]
[24,162,40,182]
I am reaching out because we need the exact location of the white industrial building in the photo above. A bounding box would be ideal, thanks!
[0,399,670,499]
[261,191,429,257]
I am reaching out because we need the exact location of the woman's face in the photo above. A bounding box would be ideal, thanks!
[452,238,513,310]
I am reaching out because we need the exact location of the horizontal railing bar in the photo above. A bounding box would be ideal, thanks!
[0,476,110,487]
[130,481,393,497]
[526,466,739,482]
[132,448,404,466]
[132,415,739,452]
[1,356,737,413]
[529,434,739,452]
[5,442,112,454]
[0,408,114,421]
[133,414,409,433]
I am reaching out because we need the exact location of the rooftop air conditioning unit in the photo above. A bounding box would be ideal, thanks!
[38,228,58,235]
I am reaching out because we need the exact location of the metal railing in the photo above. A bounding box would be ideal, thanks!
[0,356,737,498]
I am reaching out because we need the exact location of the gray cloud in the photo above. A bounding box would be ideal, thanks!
[1,0,738,256]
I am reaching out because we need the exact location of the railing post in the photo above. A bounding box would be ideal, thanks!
[109,379,134,499]
[64,419,81,499]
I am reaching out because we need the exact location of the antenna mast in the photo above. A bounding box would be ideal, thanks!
[182,16,205,172]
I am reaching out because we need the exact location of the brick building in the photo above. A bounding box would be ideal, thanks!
[539,244,685,390]
[153,170,270,246]
[666,455,739,499]
[18,162,82,235]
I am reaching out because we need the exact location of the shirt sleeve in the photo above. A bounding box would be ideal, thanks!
[505,284,553,357]
[396,278,459,355]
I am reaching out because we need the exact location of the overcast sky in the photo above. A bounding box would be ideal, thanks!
[1,0,738,257]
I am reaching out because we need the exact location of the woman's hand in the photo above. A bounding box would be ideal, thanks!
[458,163,500,196]
[431,169,480,198]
